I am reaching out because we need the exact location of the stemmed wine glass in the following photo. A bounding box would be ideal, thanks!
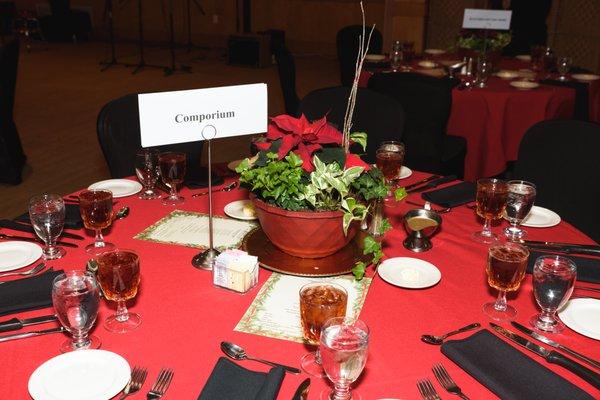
[29,194,66,260]
[135,148,161,200]
[484,242,530,321]
[390,40,402,72]
[530,255,576,333]
[159,152,186,205]
[557,57,572,81]
[299,282,347,377]
[96,249,141,333]
[475,58,492,88]
[473,178,508,244]
[52,271,101,353]
[319,317,370,400]
[375,141,405,205]
[79,189,115,255]
[504,180,536,240]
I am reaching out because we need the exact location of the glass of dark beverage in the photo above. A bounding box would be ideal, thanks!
[473,178,508,244]
[135,148,160,200]
[52,270,101,352]
[484,242,529,321]
[375,141,405,205]
[79,189,115,255]
[159,152,186,206]
[29,194,66,260]
[97,249,141,333]
[530,255,576,333]
[504,180,536,240]
[299,282,348,377]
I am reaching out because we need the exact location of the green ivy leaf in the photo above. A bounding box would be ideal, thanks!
[350,132,368,152]
[352,261,366,280]
[394,187,407,201]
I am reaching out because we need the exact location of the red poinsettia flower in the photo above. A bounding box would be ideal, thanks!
[345,153,371,170]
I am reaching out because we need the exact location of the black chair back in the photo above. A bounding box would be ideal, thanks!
[49,0,70,16]
[299,86,404,164]
[273,45,300,116]
[97,94,204,179]
[540,79,589,121]
[0,2,16,36]
[513,119,600,243]
[336,25,383,87]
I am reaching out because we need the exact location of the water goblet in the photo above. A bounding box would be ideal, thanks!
[484,242,530,321]
[52,271,101,353]
[375,141,405,205]
[319,317,369,400]
[299,282,348,377]
[135,148,161,200]
[504,180,536,241]
[557,57,572,81]
[390,40,402,71]
[29,194,66,260]
[472,178,508,244]
[79,189,115,255]
[530,255,576,333]
[475,58,492,88]
[97,249,141,333]
[159,152,186,205]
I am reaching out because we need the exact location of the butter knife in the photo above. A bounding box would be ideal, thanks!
[510,321,600,370]
[0,326,66,343]
[0,233,78,248]
[292,378,310,400]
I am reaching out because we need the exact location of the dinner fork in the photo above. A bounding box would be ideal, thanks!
[417,378,441,400]
[147,368,174,399]
[0,262,45,279]
[432,363,470,399]
[119,366,148,399]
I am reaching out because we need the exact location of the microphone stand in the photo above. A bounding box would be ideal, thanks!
[99,0,128,71]
[164,0,192,76]
[127,0,167,74]
[185,0,207,61]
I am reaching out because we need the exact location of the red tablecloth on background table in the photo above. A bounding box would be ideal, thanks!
[2,175,599,399]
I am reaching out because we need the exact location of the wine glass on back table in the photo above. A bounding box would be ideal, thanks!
[29,194,66,260]
[79,189,115,255]
[473,178,508,244]
[159,152,186,205]
[375,141,405,205]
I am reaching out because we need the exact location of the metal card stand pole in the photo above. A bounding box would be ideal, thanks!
[192,125,220,270]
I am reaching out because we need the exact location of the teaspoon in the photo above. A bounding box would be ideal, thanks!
[192,182,238,197]
[220,341,301,374]
[421,323,481,345]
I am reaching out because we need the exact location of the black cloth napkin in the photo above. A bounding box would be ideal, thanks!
[0,269,63,317]
[441,329,596,400]
[527,251,600,284]
[184,166,224,189]
[421,181,476,208]
[15,203,83,230]
[197,357,285,400]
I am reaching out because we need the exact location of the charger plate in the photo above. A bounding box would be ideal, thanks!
[242,227,369,277]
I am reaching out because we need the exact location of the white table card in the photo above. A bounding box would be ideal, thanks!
[462,9,512,30]
[235,273,372,343]
[138,83,268,147]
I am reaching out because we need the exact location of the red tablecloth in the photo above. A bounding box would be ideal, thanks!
[2,175,599,399]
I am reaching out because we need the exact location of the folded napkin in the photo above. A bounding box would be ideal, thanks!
[15,203,83,230]
[184,167,224,189]
[197,357,285,400]
[441,329,595,400]
[421,181,476,208]
[527,251,600,284]
[0,269,63,317]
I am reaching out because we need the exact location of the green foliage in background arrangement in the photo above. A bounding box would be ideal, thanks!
[456,31,511,52]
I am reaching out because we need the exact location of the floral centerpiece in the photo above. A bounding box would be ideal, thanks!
[456,29,511,66]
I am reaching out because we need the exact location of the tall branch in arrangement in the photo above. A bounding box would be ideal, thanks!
[343,1,375,152]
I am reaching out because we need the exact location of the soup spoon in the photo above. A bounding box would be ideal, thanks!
[220,341,300,374]
[421,323,481,345]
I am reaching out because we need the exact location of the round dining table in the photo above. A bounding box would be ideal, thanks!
[1,173,599,399]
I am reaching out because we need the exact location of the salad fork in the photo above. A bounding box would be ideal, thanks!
[0,263,45,279]
[119,366,148,399]
[147,368,174,399]
[417,378,441,400]
[432,363,470,399]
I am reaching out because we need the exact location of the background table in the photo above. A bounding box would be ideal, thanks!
[1,174,599,399]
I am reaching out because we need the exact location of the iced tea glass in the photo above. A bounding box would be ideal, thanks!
[484,242,529,321]
[473,178,508,244]
[299,282,348,377]
[79,189,115,255]
[375,141,405,205]
[159,152,186,205]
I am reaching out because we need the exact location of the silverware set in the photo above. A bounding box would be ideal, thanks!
[418,364,469,400]
[118,367,173,400]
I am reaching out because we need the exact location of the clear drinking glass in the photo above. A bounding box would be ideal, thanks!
[96,249,141,333]
[159,152,186,205]
[79,189,115,255]
[475,58,492,88]
[484,242,529,321]
[530,255,576,333]
[557,57,572,81]
[473,178,508,244]
[320,317,369,400]
[135,148,160,200]
[52,271,101,353]
[504,180,536,240]
[375,141,405,205]
[29,194,66,260]
[390,40,402,71]
[299,282,348,377]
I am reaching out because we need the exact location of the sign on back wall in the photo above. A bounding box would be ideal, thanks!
[138,83,268,147]
[463,9,512,30]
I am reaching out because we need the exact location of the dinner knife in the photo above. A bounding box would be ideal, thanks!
[490,323,600,389]
[0,315,58,333]
[522,240,600,250]
[0,233,78,248]
[402,175,441,191]
[0,219,84,240]
[522,244,600,257]
[291,378,311,400]
[510,321,600,370]
[0,326,66,343]
[407,175,457,194]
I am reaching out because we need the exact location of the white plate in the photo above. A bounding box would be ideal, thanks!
[378,257,441,289]
[88,179,142,198]
[227,159,243,172]
[572,73,600,82]
[417,60,437,69]
[424,49,445,55]
[0,241,42,272]
[510,81,540,90]
[398,166,412,179]
[365,54,386,62]
[224,200,257,220]
[28,350,130,400]
[515,55,531,62]
[496,70,520,79]
[558,298,600,341]
[520,206,561,228]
